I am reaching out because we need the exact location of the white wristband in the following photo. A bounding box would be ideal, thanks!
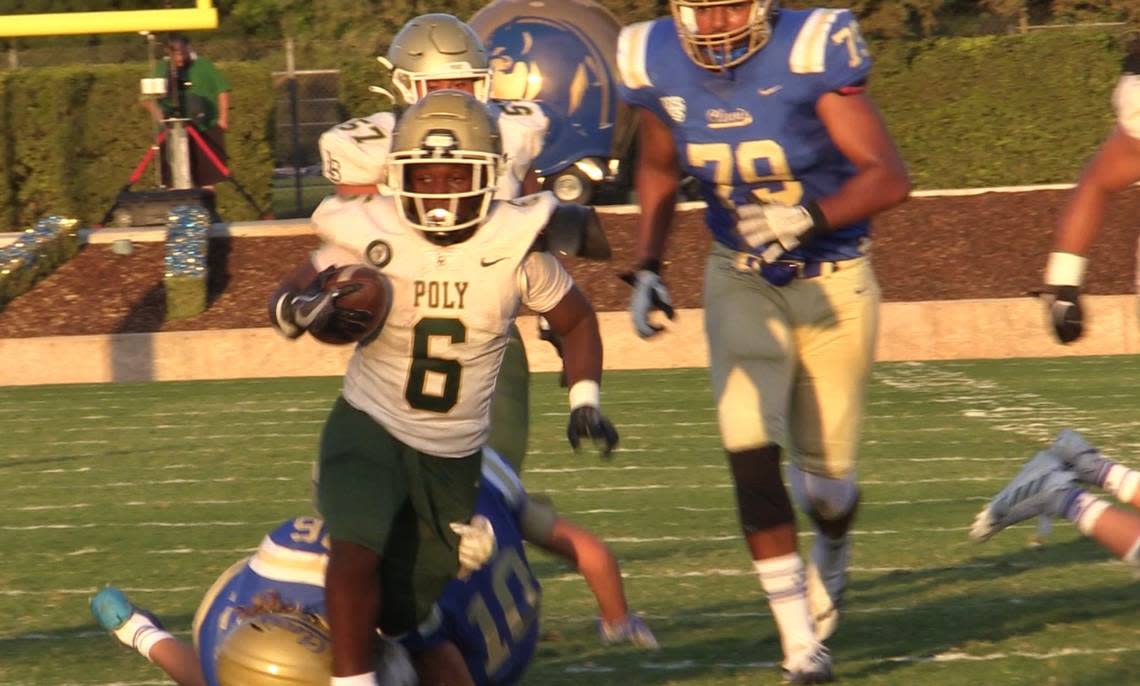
[568,380,600,410]
[1044,251,1088,288]
[331,673,379,686]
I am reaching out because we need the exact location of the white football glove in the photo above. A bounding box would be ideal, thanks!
[735,202,826,262]
[450,514,496,578]
[620,268,676,338]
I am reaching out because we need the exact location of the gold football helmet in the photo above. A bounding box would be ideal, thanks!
[214,613,331,686]
[383,13,492,105]
[670,0,777,70]
[387,90,503,242]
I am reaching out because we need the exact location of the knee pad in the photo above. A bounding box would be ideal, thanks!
[787,464,859,523]
[728,445,794,534]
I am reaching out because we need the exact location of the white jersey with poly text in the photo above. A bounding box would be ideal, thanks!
[310,192,571,457]
[318,100,548,199]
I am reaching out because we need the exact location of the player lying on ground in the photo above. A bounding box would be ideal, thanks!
[971,429,1140,566]
[1040,38,1140,344]
[90,451,657,686]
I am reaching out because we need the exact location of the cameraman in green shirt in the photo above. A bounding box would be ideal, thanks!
[142,34,231,189]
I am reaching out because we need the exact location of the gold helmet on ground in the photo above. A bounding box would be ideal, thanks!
[384,13,492,105]
[215,613,331,686]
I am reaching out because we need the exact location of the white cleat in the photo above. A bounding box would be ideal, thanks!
[971,451,1076,542]
[782,642,834,684]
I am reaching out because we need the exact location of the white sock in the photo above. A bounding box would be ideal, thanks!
[1103,465,1140,505]
[1064,491,1111,536]
[111,613,172,663]
[331,673,379,686]
[1124,537,1140,566]
[753,553,815,660]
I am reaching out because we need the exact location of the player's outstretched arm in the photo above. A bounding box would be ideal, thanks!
[90,587,207,686]
[1039,129,1140,343]
[526,513,658,649]
[623,107,680,338]
[541,285,619,457]
[814,91,910,229]
[1054,127,1140,257]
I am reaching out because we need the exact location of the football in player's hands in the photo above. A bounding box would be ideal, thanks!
[309,265,392,346]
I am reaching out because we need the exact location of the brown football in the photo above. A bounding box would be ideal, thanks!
[309,265,392,346]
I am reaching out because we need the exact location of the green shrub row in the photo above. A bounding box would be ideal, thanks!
[0,217,79,312]
[0,30,1129,232]
[0,62,274,232]
[871,31,1122,188]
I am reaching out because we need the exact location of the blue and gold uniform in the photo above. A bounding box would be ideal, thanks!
[616,5,901,679]
[192,517,328,686]
[192,451,544,686]
[618,9,871,262]
[402,450,542,685]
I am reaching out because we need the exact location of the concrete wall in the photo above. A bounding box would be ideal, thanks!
[1,294,1135,386]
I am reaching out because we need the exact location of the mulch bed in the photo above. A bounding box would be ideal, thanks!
[2,188,1138,339]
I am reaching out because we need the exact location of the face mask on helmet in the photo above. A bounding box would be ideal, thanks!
[387,91,503,244]
[382,13,493,106]
[215,613,332,686]
[671,0,776,70]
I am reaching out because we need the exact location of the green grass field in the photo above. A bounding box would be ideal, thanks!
[2,358,1139,685]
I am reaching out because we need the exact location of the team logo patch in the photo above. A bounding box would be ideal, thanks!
[365,239,392,268]
[706,108,754,129]
[660,96,687,123]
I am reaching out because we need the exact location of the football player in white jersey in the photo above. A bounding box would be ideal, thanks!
[319,13,574,473]
[270,90,617,686]
[320,13,548,203]
[1041,38,1140,343]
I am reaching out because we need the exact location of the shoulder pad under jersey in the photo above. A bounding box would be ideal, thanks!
[616,20,659,92]
[529,203,611,260]
[319,112,396,185]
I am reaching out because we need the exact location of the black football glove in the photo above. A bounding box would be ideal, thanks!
[1044,285,1083,344]
[271,266,374,340]
[566,406,619,459]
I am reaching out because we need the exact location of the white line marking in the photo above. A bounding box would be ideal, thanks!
[2,520,280,531]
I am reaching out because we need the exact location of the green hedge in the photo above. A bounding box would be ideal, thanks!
[0,29,1130,232]
[0,62,274,232]
[871,31,1122,188]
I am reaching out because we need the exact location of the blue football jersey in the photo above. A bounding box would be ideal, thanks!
[617,8,873,261]
[401,451,541,686]
[192,517,329,686]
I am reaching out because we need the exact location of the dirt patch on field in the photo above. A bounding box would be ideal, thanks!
[2,188,1138,339]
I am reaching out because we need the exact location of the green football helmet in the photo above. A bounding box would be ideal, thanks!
[214,613,331,686]
[387,90,503,242]
[384,13,492,105]
[670,0,777,70]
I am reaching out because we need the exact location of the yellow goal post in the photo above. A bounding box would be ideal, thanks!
[0,0,217,38]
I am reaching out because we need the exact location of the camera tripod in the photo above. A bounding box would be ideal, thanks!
[102,117,269,225]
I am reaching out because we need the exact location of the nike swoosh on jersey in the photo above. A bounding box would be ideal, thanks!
[480,257,509,267]
[758,85,784,96]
